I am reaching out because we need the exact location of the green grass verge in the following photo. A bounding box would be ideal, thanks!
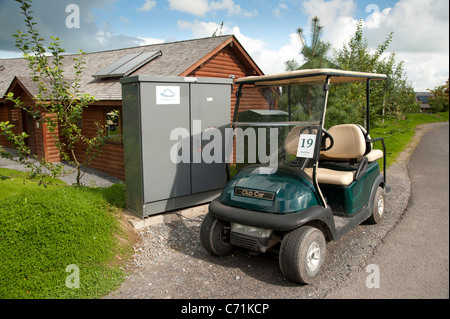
[0,169,135,299]
[370,112,448,169]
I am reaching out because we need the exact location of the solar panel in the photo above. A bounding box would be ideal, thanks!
[93,51,162,78]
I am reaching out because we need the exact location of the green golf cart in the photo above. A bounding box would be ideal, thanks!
[200,69,389,284]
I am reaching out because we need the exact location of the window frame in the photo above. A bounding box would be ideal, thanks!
[103,107,123,145]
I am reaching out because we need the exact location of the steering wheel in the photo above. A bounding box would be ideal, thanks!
[299,126,334,151]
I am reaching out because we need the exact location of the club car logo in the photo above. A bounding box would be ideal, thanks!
[234,188,275,201]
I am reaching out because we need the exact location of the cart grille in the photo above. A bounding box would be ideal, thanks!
[230,232,268,252]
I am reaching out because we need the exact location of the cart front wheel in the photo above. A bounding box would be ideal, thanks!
[279,226,326,284]
[200,212,233,256]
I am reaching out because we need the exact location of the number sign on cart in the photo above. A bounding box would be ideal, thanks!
[297,134,316,158]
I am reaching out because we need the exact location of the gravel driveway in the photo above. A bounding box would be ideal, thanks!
[106,123,448,300]
[106,163,409,299]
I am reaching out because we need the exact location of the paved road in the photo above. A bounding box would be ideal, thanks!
[326,123,449,298]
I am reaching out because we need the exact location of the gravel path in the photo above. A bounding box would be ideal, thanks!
[107,162,410,299]
[0,149,120,187]
[106,122,449,299]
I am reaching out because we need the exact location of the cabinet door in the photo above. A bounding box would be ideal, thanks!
[140,82,191,202]
[190,83,230,194]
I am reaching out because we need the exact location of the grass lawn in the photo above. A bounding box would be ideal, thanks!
[370,112,449,169]
[0,169,136,299]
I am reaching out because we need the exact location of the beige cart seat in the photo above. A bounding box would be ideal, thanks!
[286,124,383,186]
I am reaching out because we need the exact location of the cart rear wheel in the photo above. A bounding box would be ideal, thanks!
[367,186,385,224]
[200,212,233,256]
[279,226,326,284]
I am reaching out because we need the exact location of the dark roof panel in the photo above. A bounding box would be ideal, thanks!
[0,35,235,100]
[93,50,162,78]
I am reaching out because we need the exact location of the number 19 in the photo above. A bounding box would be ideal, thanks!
[300,138,314,148]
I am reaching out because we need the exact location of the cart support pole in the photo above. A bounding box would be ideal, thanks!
[227,84,244,181]
[366,79,371,134]
[232,84,244,131]
[313,76,331,209]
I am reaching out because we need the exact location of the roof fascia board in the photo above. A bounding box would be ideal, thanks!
[179,36,234,77]
[179,35,264,77]
[228,35,264,76]
[2,76,36,104]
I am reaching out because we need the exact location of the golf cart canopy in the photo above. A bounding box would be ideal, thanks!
[235,68,388,86]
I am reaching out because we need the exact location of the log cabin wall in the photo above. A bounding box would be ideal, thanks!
[0,102,12,147]
[0,85,44,160]
[75,101,125,180]
[188,45,270,122]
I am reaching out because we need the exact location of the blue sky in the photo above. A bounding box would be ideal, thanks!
[0,0,448,91]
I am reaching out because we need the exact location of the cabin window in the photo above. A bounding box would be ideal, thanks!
[104,108,123,143]
[8,106,20,123]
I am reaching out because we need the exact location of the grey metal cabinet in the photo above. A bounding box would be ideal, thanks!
[120,75,232,218]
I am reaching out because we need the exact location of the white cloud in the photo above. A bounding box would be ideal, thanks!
[364,0,449,53]
[168,0,257,17]
[169,0,210,16]
[210,0,257,17]
[136,37,166,46]
[137,0,157,12]
[301,0,356,26]
[94,30,164,49]
[178,20,221,38]
[362,0,449,90]
[250,32,305,75]
[395,52,449,91]
[272,3,289,18]
[298,0,449,90]
[299,0,359,53]
[119,16,130,23]
[178,21,267,53]
[178,20,303,74]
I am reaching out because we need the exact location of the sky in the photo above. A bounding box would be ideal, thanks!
[0,0,448,91]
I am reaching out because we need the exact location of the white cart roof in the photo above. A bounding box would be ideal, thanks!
[235,68,388,86]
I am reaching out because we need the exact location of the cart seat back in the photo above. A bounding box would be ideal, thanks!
[321,124,383,163]
[284,125,306,156]
[320,124,366,160]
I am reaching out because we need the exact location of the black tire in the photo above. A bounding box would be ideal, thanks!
[367,186,385,224]
[279,226,326,284]
[200,212,233,256]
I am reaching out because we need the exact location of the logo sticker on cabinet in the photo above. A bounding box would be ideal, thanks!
[156,86,180,105]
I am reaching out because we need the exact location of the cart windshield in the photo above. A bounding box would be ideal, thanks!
[228,81,327,174]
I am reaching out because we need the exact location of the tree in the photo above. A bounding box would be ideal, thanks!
[294,16,335,69]
[428,79,449,113]
[327,20,417,127]
[0,0,106,186]
[283,17,335,118]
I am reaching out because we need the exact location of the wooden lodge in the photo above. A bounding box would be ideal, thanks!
[0,35,270,180]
